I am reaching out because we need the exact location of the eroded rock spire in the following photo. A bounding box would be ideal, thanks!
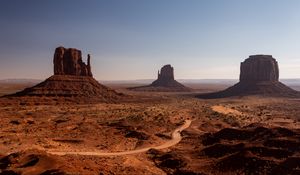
[53,47,93,77]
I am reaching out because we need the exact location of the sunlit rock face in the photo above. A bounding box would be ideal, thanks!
[53,47,92,77]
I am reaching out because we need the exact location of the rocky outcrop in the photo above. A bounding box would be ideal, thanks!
[240,55,279,82]
[198,55,299,98]
[129,64,191,92]
[13,75,121,102]
[5,47,121,103]
[152,64,175,86]
[53,47,92,77]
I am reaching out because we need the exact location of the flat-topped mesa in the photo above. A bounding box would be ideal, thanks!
[53,47,92,77]
[240,55,279,83]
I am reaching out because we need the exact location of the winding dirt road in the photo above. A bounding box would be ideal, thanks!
[48,120,192,156]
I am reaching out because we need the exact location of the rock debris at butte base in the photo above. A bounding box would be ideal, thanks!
[5,46,121,103]
[198,55,300,98]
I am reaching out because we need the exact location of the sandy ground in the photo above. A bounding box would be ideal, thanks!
[0,83,300,174]
[49,120,191,156]
[211,105,243,116]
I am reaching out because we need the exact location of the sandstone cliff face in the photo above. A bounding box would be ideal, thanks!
[151,64,178,87]
[157,64,174,81]
[53,47,92,77]
[240,55,279,82]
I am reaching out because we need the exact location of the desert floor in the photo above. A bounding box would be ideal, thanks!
[0,82,300,175]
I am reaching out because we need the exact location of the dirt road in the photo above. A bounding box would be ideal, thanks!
[48,120,192,156]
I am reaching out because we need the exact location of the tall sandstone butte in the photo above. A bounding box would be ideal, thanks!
[151,64,175,86]
[197,55,299,98]
[240,55,279,82]
[129,64,190,92]
[53,47,92,77]
[6,47,121,103]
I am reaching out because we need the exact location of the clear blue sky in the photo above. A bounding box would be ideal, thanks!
[1,0,300,80]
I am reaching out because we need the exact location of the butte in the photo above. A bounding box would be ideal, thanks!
[129,64,191,92]
[197,55,300,98]
[4,47,122,103]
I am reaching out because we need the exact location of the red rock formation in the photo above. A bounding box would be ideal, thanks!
[6,46,122,103]
[87,54,92,77]
[240,55,279,82]
[198,55,299,98]
[157,65,174,81]
[129,64,191,92]
[53,47,92,77]
[151,65,177,87]
[13,75,121,102]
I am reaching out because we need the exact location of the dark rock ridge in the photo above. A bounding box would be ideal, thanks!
[5,47,121,103]
[198,55,299,98]
[129,64,191,92]
[54,47,92,77]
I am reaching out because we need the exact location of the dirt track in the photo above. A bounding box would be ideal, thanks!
[48,120,192,156]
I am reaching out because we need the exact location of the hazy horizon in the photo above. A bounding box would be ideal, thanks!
[1,0,300,80]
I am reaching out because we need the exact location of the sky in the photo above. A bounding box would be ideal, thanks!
[1,0,300,80]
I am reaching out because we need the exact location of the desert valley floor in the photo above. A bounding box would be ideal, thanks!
[0,83,300,175]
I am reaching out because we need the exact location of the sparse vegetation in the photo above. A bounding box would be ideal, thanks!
[0,83,300,174]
